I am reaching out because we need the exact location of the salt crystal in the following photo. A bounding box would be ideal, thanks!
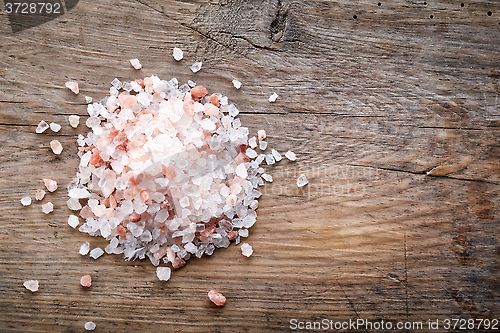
[80,274,92,287]
[208,290,226,306]
[79,242,90,255]
[23,280,39,292]
[42,202,53,214]
[20,197,32,206]
[89,247,104,259]
[269,92,278,102]
[248,137,257,148]
[259,140,267,151]
[65,81,79,94]
[85,96,92,103]
[239,229,249,237]
[188,80,196,87]
[297,174,308,187]
[241,243,253,257]
[50,140,63,154]
[35,189,45,201]
[235,163,248,178]
[262,173,273,182]
[228,104,239,117]
[271,149,282,162]
[84,321,96,331]
[50,123,61,132]
[68,215,79,228]
[130,58,142,69]
[246,148,257,159]
[69,115,80,128]
[36,120,49,134]
[190,61,202,73]
[156,266,171,281]
[67,198,82,210]
[173,47,184,61]
[232,79,242,89]
[111,78,122,90]
[257,129,266,140]
[43,179,57,192]
[265,154,275,165]
[285,150,297,161]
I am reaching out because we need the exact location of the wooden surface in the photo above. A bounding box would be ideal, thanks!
[1,0,499,331]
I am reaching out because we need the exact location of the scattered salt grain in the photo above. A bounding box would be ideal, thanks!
[42,202,53,214]
[35,189,45,200]
[43,179,57,192]
[262,173,273,182]
[297,174,308,187]
[173,47,184,61]
[130,58,142,70]
[188,80,196,87]
[259,140,268,151]
[50,140,63,154]
[65,81,79,94]
[36,120,49,134]
[285,150,297,161]
[265,154,275,165]
[79,242,90,255]
[232,79,242,89]
[257,129,266,140]
[190,61,202,73]
[80,275,92,287]
[68,215,79,228]
[271,149,282,162]
[49,123,61,132]
[248,136,257,148]
[23,280,39,292]
[89,248,104,259]
[241,243,253,257]
[156,267,171,281]
[84,321,96,331]
[269,92,278,102]
[208,290,226,306]
[20,197,32,206]
[85,96,92,104]
[69,115,80,128]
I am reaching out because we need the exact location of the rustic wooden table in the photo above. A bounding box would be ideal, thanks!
[1,0,499,332]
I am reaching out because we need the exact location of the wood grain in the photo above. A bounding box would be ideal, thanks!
[1,0,499,331]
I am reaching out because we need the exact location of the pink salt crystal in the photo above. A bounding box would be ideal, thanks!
[118,92,137,109]
[208,290,226,306]
[23,280,39,292]
[65,81,79,94]
[42,202,53,214]
[203,103,219,117]
[35,189,45,200]
[43,179,58,192]
[68,115,80,128]
[190,86,208,99]
[257,129,266,141]
[227,230,238,240]
[80,275,92,287]
[50,140,63,155]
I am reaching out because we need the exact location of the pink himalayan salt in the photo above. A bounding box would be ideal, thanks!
[42,202,53,214]
[68,115,80,128]
[23,280,39,292]
[208,290,226,306]
[65,81,79,94]
[50,140,63,154]
[118,92,137,109]
[257,129,266,141]
[203,103,219,116]
[35,189,46,200]
[80,275,92,287]
[190,86,208,99]
[43,179,57,192]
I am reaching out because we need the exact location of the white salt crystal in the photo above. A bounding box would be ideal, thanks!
[65,81,79,94]
[50,123,61,132]
[269,92,278,102]
[68,215,79,228]
[232,79,242,89]
[156,266,171,281]
[50,140,63,154]
[190,61,202,73]
[257,129,266,140]
[285,150,297,161]
[68,115,80,128]
[130,58,142,70]
[297,174,308,187]
[173,47,184,61]
[241,243,253,257]
[200,118,216,131]
[188,80,196,87]
[85,96,92,104]
[89,247,104,259]
[68,188,90,199]
[246,148,257,159]
[228,104,239,117]
[184,242,197,253]
[262,173,273,182]
[84,321,96,331]
[67,198,82,210]
[79,242,90,255]
[239,229,249,237]
[235,163,248,178]
[248,137,257,148]
[42,202,53,214]
[271,149,282,162]
[111,78,122,90]
[265,154,275,165]
[44,179,57,192]
[259,140,267,151]
[36,120,49,133]
[23,280,39,292]
[20,197,32,206]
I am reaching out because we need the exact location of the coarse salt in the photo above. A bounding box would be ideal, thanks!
[173,47,183,61]
[36,120,49,134]
[84,321,96,331]
[42,202,53,214]
[68,215,79,228]
[35,189,45,200]
[20,197,32,206]
[43,179,57,192]
[23,280,39,292]
[190,61,202,73]
[284,150,296,161]
[65,81,79,94]
[80,275,92,287]
[269,92,278,102]
[297,174,308,187]
[241,243,253,257]
[89,248,104,259]
[130,58,142,70]
[79,242,90,255]
[50,123,61,132]
[208,290,226,306]
[232,79,242,89]
[50,140,63,155]
[156,267,171,281]
[69,115,80,128]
